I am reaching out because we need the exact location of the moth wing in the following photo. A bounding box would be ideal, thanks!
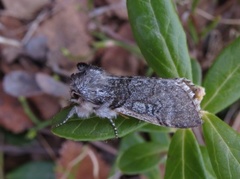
[115,107,162,126]
[114,78,202,128]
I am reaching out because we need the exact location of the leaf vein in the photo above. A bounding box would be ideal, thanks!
[203,63,240,110]
[207,116,240,174]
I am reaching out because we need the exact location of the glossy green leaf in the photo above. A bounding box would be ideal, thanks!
[202,37,240,113]
[127,0,192,79]
[6,161,54,179]
[191,59,202,85]
[202,112,240,179]
[200,146,216,179]
[118,142,167,174]
[51,107,146,141]
[165,129,207,179]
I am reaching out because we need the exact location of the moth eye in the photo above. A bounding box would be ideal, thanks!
[70,73,76,79]
[71,91,80,99]
[77,63,88,73]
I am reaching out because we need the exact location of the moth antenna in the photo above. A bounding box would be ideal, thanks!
[108,118,118,138]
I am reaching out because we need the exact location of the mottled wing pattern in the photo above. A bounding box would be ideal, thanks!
[111,77,202,128]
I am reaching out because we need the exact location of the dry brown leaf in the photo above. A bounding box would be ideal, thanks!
[37,0,92,69]
[0,83,32,133]
[2,47,23,63]
[3,71,42,97]
[56,141,110,179]
[24,35,49,63]
[2,0,51,20]
[28,94,61,120]
[0,15,23,38]
[106,0,128,20]
[36,73,69,99]
[101,23,139,76]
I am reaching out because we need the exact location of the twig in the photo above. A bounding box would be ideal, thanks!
[99,26,135,45]
[232,112,240,131]
[21,9,50,45]
[21,0,76,45]
[88,149,100,179]
[192,127,205,145]
[0,36,21,47]
[91,141,118,155]
[196,8,240,25]
[89,1,125,18]
[60,145,89,179]
[0,144,58,155]
[38,135,57,161]
[224,102,239,124]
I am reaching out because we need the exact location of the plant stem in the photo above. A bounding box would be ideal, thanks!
[18,96,41,125]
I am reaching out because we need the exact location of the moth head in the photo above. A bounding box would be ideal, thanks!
[69,63,107,102]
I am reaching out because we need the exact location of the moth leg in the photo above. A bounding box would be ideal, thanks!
[55,107,76,127]
[107,117,118,138]
[95,106,118,138]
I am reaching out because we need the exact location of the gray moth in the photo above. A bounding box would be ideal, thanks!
[58,63,205,137]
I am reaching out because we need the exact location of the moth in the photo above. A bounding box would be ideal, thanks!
[58,63,205,137]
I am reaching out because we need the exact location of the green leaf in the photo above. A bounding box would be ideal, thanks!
[119,133,145,152]
[118,142,167,174]
[200,146,216,179]
[149,132,170,147]
[6,161,54,179]
[200,17,220,39]
[165,129,207,179]
[109,133,145,178]
[51,107,146,141]
[144,165,162,179]
[127,0,192,79]
[202,112,240,179]
[202,37,240,113]
[188,19,199,44]
[191,59,202,85]
[140,124,175,133]
[0,128,32,146]
[191,0,200,12]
